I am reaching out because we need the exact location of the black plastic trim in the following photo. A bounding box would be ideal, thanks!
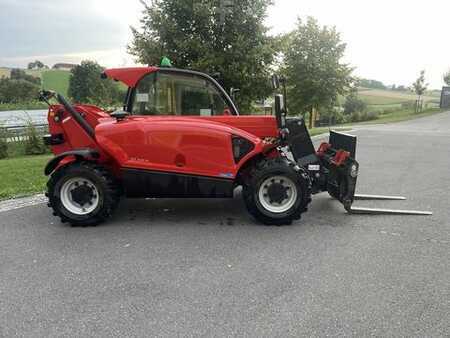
[232,136,255,163]
[121,168,235,198]
[45,149,100,176]
[286,117,316,162]
[43,133,65,146]
[329,130,357,159]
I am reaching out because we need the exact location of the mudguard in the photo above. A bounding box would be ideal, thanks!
[44,149,100,176]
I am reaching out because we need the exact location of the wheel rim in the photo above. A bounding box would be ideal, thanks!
[60,177,100,215]
[258,175,298,213]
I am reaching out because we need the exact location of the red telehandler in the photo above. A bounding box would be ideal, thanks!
[40,64,431,226]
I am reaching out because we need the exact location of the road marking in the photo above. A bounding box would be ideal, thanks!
[0,194,47,213]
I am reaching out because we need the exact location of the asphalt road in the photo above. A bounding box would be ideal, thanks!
[1,113,449,337]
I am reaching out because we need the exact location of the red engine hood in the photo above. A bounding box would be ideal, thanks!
[198,116,279,139]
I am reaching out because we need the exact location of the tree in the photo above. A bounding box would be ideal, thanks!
[359,78,386,90]
[412,70,428,113]
[344,92,367,115]
[443,69,450,86]
[0,78,40,103]
[27,60,47,70]
[68,60,124,106]
[281,17,354,128]
[129,0,276,113]
[10,68,41,85]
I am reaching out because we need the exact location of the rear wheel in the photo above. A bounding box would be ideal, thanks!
[47,162,121,226]
[243,158,312,225]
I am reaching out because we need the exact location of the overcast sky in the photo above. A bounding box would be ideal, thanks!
[1,0,448,88]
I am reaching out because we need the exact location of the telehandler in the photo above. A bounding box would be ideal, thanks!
[41,62,431,226]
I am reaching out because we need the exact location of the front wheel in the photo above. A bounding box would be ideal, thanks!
[47,162,121,226]
[242,158,312,225]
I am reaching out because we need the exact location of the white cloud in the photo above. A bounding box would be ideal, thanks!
[266,0,449,88]
[1,0,448,88]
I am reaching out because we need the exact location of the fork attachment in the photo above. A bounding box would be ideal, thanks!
[316,131,432,216]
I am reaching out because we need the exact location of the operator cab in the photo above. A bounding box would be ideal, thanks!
[103,64,239,118]
[127,69,237,117]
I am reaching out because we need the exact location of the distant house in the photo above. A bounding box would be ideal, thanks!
[52,63,77,71]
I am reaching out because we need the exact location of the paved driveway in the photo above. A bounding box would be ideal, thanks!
[1,113,449,336]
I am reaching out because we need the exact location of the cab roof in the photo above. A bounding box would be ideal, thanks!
[102,67,159,88]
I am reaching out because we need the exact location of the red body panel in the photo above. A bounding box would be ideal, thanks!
[48,105,280,180]
[193,116,278,139]
[96,116,270,179]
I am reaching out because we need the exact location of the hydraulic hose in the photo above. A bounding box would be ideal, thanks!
[56,93,95,139]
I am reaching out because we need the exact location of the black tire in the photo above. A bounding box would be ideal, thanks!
[46,162,121,226]
[242,157,312,225]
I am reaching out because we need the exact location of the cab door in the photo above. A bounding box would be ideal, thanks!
[120,70,238,178]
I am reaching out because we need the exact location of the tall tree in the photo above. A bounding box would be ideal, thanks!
[68,61,123,106]
[412,70,428,113]
[129,0,276,113]
[282,17,354,128]
[443,69,450,86]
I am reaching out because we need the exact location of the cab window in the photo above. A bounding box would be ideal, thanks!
[132,72,230,116]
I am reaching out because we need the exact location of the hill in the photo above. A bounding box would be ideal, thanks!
[0,68,71,97]
[0,68,11,78]
[357,88,440,109]
[41,70,70,97]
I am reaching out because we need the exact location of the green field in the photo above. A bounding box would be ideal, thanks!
[358,88,440,106]
[1,68,71,97]
[41,70,71,96]
[0,154,51,200]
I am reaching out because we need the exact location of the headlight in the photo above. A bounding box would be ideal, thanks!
[232,136,254,163]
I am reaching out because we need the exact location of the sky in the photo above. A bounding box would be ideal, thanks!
[0,0,449,89]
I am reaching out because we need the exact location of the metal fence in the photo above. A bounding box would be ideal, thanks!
[4,124,48,142]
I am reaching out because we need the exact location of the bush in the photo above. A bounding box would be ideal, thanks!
[0,126,8,159]
[348,110,379,122]
[0,78,40,104]
[364,111,379,121]
[344,94,367,114]
[23,121,47,155]
[401,101,415,110]
[381,107,397,115]
[10,68,41,85]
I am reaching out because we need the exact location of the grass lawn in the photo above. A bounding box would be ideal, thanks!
[350,107,443,125]
[368,108,443,124]
[41,70,71,97]
[0,155,51,200]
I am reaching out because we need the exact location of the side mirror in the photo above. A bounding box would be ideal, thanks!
[230,88,240,101]
[274,94,286,129]
[271,74,280,90]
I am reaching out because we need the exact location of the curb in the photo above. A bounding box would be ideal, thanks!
[0,194,47,213]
